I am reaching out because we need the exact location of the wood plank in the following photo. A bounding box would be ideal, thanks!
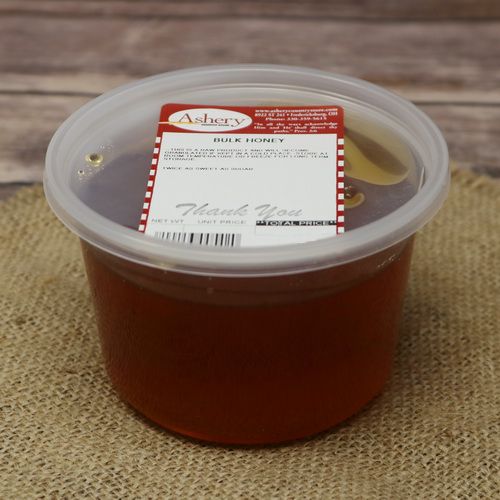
[3,78,500,106]
[1,94,499,183]
[2,0,500,20]
[0,95,90,183]
[1,16,500,101]
[423,105,500,179]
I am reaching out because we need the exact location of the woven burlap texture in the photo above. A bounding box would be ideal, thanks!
[1,170,499,499]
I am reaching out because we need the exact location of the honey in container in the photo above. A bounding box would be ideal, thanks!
[44,65,449,444]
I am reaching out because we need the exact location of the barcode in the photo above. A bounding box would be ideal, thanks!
[154,231,242,247]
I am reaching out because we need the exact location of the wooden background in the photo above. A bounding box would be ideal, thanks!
[1,0,500,200]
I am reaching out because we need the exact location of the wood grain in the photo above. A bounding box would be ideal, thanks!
[2,0,500,20]
[1,94,498,184]
[0,95,90,183]
[1,16,499,101]
[422,105,500,178]
[1,3,499,199]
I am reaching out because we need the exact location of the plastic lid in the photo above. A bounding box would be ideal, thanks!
[44,64,449,277]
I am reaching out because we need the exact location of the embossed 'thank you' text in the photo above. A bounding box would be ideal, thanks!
[175,203,303,221]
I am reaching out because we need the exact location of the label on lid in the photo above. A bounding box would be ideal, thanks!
[139,104,344,247]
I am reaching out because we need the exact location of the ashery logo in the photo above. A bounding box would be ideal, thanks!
[166,108,252,132]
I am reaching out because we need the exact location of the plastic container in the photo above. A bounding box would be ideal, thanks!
[44,65,449,444]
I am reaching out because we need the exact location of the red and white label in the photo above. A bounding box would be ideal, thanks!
[139,104,344,247]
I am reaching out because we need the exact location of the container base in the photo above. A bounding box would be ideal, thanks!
[118,381,388,446]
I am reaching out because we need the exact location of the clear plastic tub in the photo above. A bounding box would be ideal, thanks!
[44,65,449,444]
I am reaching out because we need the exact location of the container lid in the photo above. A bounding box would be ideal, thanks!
[44,65,449,277]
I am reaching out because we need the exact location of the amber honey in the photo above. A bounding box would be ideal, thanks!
[83,237,413,444]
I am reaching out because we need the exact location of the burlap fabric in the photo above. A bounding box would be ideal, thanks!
[0,170,498,499]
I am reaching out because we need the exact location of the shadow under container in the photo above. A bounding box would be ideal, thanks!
[44,65,449,445]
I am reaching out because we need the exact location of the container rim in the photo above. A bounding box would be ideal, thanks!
[44,64,449,277]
